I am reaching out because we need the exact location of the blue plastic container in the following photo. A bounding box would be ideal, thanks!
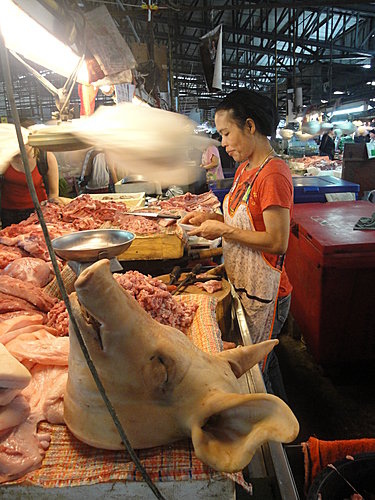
[212,187,230,206]
[293,175,360,203]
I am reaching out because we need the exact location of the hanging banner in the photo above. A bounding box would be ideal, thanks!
[78,84,98,117]
[200,25,223,93]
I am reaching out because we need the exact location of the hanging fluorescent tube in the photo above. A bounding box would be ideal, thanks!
[0,0,89,83]
[328,105,373,117]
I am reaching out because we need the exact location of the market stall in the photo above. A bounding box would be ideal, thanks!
[0,186,300,498]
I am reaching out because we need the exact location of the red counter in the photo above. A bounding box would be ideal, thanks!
[285,201,375,366]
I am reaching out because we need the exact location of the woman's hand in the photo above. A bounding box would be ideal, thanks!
[188,219,229,240]
[181,211,210,226]
[181,211,224,226]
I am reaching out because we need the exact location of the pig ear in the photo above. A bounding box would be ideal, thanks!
[214,340,278,378]
[191,392,299,473]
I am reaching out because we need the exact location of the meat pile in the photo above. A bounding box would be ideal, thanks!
[149,191,221,213]
[289,155,342,171]
[0,314,69,483]
[44,271,199,337]
[114,271,198,331]
[0,275,58,322]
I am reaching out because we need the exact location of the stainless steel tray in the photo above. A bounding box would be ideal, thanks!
[52,229,135,262]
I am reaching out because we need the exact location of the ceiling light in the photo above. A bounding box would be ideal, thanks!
[331,105,365,116]
[333,91,345,95]
[0,0,89,83]
[321,99,328,104]
[362,64,371,69]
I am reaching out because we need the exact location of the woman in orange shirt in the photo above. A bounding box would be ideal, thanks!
[1,144,60,228]
[181,89,293,399]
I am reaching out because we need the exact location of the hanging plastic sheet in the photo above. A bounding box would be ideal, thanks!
[199,25,222,93]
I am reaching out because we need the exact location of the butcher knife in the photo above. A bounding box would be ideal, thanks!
[124,212,181,219]
[172,263,202,295]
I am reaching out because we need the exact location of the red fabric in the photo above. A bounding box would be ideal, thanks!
[1,165,47,210]
[302,436,375,491]
[231,157,293,297]
[78,84,98,116]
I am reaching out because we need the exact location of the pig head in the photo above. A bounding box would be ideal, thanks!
[64,259,299,473]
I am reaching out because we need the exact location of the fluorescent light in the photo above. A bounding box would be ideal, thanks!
[321,99,328,104]
[0,0,89,83]
[362,64,371,69]
[333,91,345,95]
[330,105,365,116]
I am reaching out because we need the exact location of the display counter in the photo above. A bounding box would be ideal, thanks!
[1,288,299,499]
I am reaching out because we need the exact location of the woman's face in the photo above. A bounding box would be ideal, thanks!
[215,110,253,162]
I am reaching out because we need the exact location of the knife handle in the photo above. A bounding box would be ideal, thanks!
[169,266,181,285]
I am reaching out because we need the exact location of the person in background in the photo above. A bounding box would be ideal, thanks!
[0,143,61,229]
[319,129,335,160]
[200,139,224,186]
[368,128,375,143]
[338,132,354,153]
[181,89,293,400]
[79,148,118,194]
[213,132,237,176]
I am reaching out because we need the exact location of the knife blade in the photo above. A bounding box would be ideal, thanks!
[172,263,202,295]
[124,212,181,220]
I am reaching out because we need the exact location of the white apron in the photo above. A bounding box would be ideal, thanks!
[223,160,283,344]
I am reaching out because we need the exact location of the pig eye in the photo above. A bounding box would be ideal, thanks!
[149,355,168,385]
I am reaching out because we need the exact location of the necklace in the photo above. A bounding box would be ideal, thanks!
[228,148,276,215]
[245,148,275,171]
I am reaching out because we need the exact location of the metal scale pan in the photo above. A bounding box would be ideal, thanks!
[52,229,135,274]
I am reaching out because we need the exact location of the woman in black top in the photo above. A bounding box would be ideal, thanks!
[319,129,335,160]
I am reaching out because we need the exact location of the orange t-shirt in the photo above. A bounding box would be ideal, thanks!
[230,157,293,297]
[1,164,47,210]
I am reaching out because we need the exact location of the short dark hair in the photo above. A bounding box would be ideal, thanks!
[215,89,279,137]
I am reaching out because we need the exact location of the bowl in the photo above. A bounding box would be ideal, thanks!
[178,222,196,232]
[52,229,135,262]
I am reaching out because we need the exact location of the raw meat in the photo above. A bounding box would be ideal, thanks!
[0,314,45,339]
[0,396,30,432]
[0,244,28,270]
[0,276,57,313]
[46,301,69,337]
[114,270,198,331]
[5,330,69,366]
[0,324,59,347]
[0,292,39,314]
[0,343,31,390]
[2,257,53,287]
[0,311,46,324]
[149,191,221,213]
[195,280,223,293]
[0,414,51,483]
[0,388,20,406]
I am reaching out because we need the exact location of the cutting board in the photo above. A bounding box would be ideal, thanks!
[157,273,231,335]
[118,233,185,261]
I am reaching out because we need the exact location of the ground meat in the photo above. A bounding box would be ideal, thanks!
[46,301,69,337]
[114,271,198,331]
